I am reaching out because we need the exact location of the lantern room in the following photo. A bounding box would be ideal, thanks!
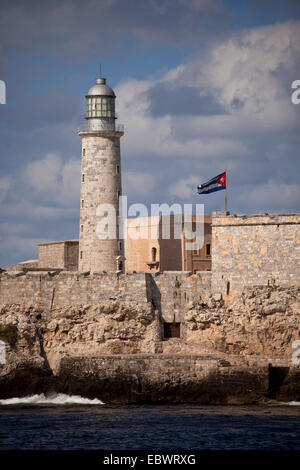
[86,77,116,119]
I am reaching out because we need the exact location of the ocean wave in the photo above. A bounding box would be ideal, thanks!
[269,401,300,406]
[0,393,104,405]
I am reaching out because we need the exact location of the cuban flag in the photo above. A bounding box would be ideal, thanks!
[197,172,226,194]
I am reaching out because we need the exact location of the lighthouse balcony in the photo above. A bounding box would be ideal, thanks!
[78,122,124,133]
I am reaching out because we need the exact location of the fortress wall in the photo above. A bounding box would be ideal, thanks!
[0,272,147,310]
[58,354,270,404]
[145,271,212,322]
[0,271,211,318]
[212,212,300,294]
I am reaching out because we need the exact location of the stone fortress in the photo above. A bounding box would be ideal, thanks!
[0,76,299,403]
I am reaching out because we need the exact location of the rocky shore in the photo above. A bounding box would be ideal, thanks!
[0,286,299,404]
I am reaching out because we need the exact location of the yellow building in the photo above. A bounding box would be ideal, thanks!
[125,215,212,272]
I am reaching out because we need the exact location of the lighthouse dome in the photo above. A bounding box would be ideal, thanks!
[86,78,115,97]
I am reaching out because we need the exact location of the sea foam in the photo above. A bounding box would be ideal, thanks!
[0,393,104,405]
[276,401,300,406]
[268,401,300,406]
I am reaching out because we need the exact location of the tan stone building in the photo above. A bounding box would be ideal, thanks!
[38,240,79,271]
[125,214,212,272]
[28,215,211,273]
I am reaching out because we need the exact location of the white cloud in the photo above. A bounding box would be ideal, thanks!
[241,181,300,212]
[123,170,155,196]
[0,176,11,203]
[1,199,78,220]
[22,153,80,206]
[116,20,300,161]
[116,78,248,159]
[200,20,300,129]
[168,175,201,199]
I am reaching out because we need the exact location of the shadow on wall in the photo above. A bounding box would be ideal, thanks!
[158,216,182,271]
[145,272,162,316]
[268,365,290,399]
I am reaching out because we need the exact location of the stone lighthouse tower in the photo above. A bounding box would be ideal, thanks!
[78,76,124,272]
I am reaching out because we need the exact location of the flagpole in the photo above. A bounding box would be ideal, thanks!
[225,168,228,212]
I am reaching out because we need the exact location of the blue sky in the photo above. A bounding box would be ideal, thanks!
[0,0,300,266]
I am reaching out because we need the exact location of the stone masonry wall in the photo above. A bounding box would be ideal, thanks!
[146,271,211,322]
[38,242,66,269]
[79,132,123,272]
[0,271,211,320]
[65,241,79,270]
[38,240,79,270]
[0,272,148,310]
[58,354,270,404]
[211,212,300,294]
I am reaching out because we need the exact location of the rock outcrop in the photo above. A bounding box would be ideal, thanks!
[0,286,299,403]
[183,286,300,356]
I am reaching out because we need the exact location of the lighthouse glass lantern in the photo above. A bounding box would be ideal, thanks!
[85,77,116,130]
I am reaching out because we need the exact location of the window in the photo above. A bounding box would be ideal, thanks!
[119,242,122,251]
[80,251,83,260]
[82,174,85,182]
[193,248,200,256]
[82,149,85,157]
[116,165,120,174]
[81,225,83,232]
[226,281,230,295]
[81,200,84,208]
[164,322,181,339]
[152,247,157,262]
[117,190,120,199]
[205,243,211,256]
[86,96,115,118]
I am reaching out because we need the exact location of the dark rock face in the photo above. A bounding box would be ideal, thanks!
[0,365,55,399]
[56,355,269,405]
[275,367,300,402]
[1,355,299,405]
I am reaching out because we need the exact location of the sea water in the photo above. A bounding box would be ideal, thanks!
[0,394,299,450]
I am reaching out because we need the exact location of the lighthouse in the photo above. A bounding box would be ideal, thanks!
[78,76,124,272]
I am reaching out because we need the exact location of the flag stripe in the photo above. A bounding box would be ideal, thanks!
[197,171,226,195]
[197,185,225,194]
